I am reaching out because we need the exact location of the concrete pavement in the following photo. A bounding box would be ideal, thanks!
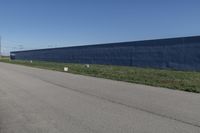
[0,62,199,133]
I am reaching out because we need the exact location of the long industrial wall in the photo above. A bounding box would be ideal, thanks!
[11,36,200,71]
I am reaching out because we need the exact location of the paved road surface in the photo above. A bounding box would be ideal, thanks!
[0,62,199,133]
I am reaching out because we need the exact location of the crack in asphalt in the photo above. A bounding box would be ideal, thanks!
[31,74,200,128]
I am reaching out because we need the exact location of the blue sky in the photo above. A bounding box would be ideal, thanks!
[0,0,200,54]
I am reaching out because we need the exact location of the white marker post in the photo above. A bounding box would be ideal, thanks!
[64,67,68,72]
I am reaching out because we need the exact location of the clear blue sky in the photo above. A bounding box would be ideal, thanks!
[0,0,200,54]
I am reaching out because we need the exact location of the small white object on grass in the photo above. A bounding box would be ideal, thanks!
[30,60,33,63]
[64,67,69,72]
[85,64,90,68]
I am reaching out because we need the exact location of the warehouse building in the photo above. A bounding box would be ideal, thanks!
[10,36,200,71]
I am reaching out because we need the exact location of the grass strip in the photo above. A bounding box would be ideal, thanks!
[0,58,200,93]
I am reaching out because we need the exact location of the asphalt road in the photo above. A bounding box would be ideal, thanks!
[0,62,199,133]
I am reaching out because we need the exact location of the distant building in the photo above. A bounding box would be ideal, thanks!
[11,36,200,71]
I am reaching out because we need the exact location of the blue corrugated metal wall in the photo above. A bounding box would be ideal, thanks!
[10,36,200,71]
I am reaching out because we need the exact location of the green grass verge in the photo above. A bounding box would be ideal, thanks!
[0,58,200,93]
